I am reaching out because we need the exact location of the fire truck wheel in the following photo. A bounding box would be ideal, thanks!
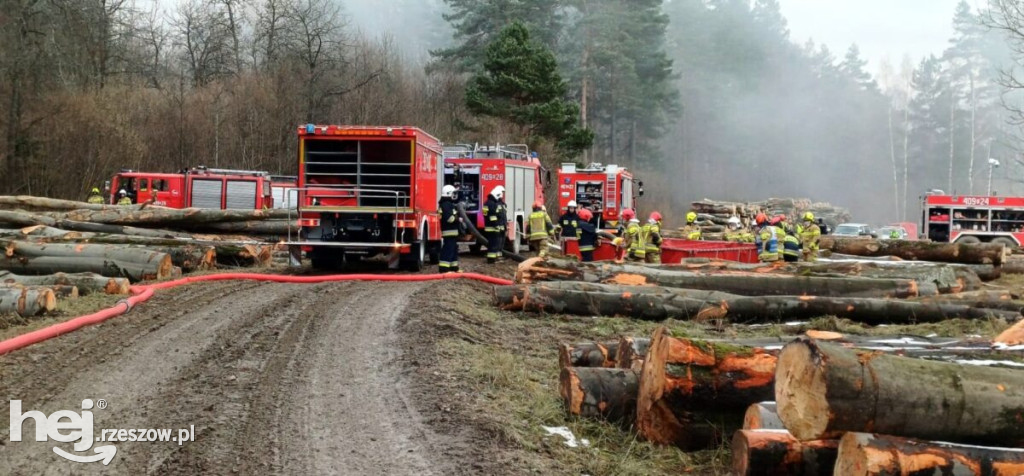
[955,235,982,244]
[401,230,426,271]
[991,237,1018,248]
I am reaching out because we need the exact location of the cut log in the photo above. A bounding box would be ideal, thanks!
[696,295,1022,324]
[0,195,127,211]
[146,245,216,272]
[819,237,1008,265]
[495,284,1021,324]
[2,284,79,299]
[0,241,172,282]
[775,338,1024,445]
[516,258,934,298]
[731,430,839,476]
[193,220,291,235]
[0,271,129,295]
[559,367,639,422]
[57,206,291,225]
[558,341,618,369]
[636,327,777,450]
[615,336,650,371]
[743,402,785,430]
[0,287,56,316]
[911,292,1024,314]
[835,432,1024,476]
[215,244,273,267]
[995,320,1024,346]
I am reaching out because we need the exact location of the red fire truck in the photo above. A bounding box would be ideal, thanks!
[921,192,1024,247]
[107,167,276,209]
[442,143,547,254]
[557,163,641,229]
[287,124,444,270]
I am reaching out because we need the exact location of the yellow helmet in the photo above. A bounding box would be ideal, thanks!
[803,212,814,222]
[91,187,100,194]
[686,211,697,223]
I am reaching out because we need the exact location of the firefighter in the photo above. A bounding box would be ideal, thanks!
[87,187,104,204]
[681,211,702,240]
[754,212,780,262]
[724,216,752,242]
[775,216,800,263]
[558,200,581,251]
[799,212,821,262]
[889,228,902,240]
[483,186,507,264]
[438,185,462,273]
[618,209,645,261]
[117,189,132,206]
[577,208,598,262]
[644,211,664,263]
[527,201,555,258]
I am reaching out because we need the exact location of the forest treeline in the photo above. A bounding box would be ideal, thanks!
[1,0,1023,222]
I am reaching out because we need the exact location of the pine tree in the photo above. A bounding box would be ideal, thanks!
[839,45,877,92]
[431,0,562,72]
[465,22,593,156]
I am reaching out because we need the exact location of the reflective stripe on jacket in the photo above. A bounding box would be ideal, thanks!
[528,211,553,239]
[438,197,461,237]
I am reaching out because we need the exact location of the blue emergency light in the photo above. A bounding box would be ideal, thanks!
[305,123,315,134]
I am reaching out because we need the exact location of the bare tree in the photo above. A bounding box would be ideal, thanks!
[170,0,233,87]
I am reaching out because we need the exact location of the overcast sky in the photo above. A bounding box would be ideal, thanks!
[778,0,971,74]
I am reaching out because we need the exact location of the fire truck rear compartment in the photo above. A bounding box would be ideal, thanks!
[304,138,412,208]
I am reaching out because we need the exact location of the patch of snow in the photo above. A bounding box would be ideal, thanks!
[954,359,1024,368]
[783,321,807,327]
[869,337,934,346]
[764,345,784,351]
[931,441,1024,452]
[992,343,1024,351]
[926,333,938,338]
[543,426,590,448]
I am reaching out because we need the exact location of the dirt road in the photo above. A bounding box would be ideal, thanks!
[0,279,471,475]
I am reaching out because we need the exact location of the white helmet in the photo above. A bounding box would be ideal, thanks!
[442,185,456,198]
[118,189,127,196]
[491,186,505,199]
[567,200,577,209]
[629,217,640,224]
[727,216,741,228]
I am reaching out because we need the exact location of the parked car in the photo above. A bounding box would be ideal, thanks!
[833,223,876,238]
[877,226,908,240]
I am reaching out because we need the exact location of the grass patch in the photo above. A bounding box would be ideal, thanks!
[0,292,123,341]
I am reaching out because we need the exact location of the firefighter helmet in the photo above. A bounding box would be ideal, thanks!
[770,216,782,226]
[621,209,636,221]
[491,186,505,199]
[578,208,593,221]
[567,200,578,209]
[803,212,814,222]
[533,200,544,210]
[442,185,456,198]
[649,211,662,222]
[727,216,741,228]
[686,211,697,223]
[91,187,100,194]
[755,212,768,225]
[118,189,127,197]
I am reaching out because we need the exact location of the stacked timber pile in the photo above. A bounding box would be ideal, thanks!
[498,257,1022,325]
[556,327,1024,475]
[687,197,852,239]
[0,196,287,318]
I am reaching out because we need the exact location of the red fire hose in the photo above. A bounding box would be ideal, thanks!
[0,272,514,356]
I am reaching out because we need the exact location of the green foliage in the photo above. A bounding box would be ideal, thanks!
[432,0,563,72]
[465,22,593,157]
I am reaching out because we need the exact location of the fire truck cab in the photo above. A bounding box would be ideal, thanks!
[107,167,275,209]
[557,163,641,230]
[288,125,444,270]
[442,143,547,254]
[921,191,1023,247]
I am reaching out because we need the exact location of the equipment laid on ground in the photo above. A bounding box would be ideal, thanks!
[922,192,1024,247]
[107,167,282,209]
[442,143,547,255]
[287,125,445,270]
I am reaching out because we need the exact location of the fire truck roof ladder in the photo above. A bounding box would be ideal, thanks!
[193,166,271,177]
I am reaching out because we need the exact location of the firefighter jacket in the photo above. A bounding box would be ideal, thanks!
[624,222,645,258]
[725,228,755,243]
[87,194,104,204]
[756,225,780,262]
[483,195,507,233]
[643,222,663,253]
[578,221,598,252]
[558,211,580,239]
[438,197,461,237]
[681,224,702,240]
[799,223,821,250]
[528,210,554,240]
[781,227,801,259]
[117,196,132,206]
